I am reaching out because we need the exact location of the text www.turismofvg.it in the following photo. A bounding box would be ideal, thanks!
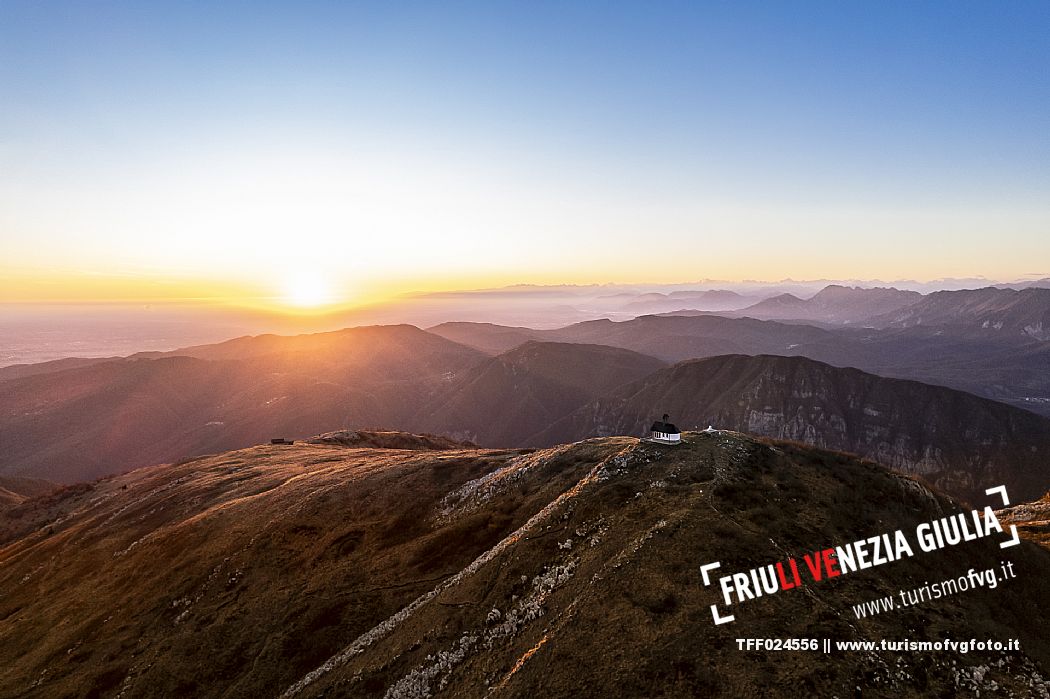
[852,561,1017,619]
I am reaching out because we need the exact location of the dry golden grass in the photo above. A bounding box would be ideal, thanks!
[2,431,1050,698]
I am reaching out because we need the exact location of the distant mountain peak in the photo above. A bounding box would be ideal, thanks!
[733,286,922,324]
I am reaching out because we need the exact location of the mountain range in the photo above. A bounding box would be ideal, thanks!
[866,287,1050,340]
[726,285,922,324]
[616,289,757,315]
[0,325,482,483]
[431,287,1050,416]
[3,285,1049,499]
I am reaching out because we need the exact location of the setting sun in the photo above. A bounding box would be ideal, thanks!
[281,273,335,309]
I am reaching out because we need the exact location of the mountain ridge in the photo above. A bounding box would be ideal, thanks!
[0,325,486,482]
[429,312,1050,416]
[2,430,1049,697]
[536,353,1050,502]
[419,342,666,446]
[867,287,1050,339]
[732,285,923,324]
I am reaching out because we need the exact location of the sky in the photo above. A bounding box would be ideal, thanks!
[1,1,1048,310]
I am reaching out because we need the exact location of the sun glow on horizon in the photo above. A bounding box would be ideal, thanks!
[280,273,337,309]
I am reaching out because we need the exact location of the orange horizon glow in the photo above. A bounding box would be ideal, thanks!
[4,262,1050,313]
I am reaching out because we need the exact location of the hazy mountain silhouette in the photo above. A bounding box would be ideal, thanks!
[429,315,847,360]
[867,287,1050,340]
[732,285,922,324]
[617,289,755,315]
[420,342,666,446]
[553,315,846,362]
[0,356,121,382]
[425,322,547,354]
[0,326,484,483]
[431,305,1050,417]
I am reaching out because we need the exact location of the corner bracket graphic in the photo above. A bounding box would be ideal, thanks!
[986,485,1021,549]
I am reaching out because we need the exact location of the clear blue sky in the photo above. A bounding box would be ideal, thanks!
[2,1,1048,304]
